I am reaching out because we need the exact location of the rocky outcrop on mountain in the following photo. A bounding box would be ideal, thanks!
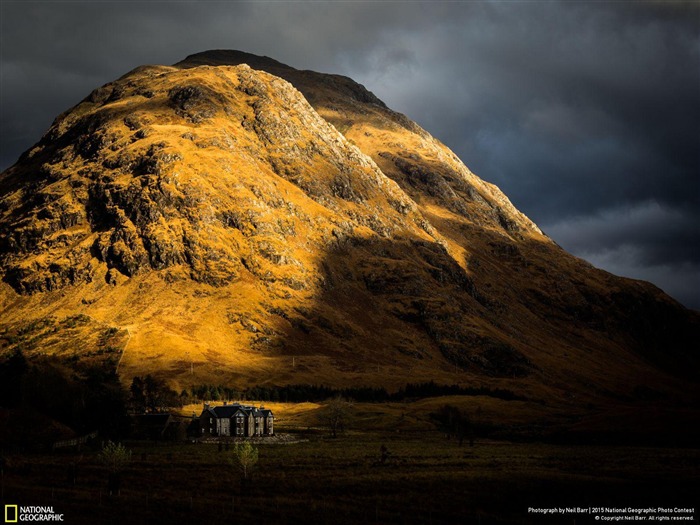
[0,63,423,294]
[0,51,697,400]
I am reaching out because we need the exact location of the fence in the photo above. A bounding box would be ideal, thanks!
[52,431,98,450]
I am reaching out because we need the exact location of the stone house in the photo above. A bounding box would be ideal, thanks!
[199,403,274,437]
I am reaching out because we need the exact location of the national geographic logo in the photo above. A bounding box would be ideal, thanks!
[4,505,64,522]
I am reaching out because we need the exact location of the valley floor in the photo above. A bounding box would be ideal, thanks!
[2,429,698,525]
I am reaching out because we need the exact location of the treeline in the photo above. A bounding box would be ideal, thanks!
[0,349,130,447]
[186,381,525,403]
[391,382,525,402]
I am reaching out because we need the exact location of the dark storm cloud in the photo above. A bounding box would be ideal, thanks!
[543,200,700,267]
[1,1,698,307]
[543,201,700,305]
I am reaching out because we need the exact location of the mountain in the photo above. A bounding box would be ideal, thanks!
[0,50,697,413]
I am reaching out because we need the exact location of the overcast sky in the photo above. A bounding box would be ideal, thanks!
[1,1,698,308]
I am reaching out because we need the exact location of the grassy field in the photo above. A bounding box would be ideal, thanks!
[2,421,698,525]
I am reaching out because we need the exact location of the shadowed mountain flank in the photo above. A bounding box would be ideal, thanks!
[0,51,697,409]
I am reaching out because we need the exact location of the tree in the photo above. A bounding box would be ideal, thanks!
[130,376,147,412]
[379,444,391,465]
[0,348,28,407]
[144,375,164,410]
[431,404,474,447]
[130,375,181,412]
[99,441,131,495]
[230,441,258,483]
[319,396,352,438]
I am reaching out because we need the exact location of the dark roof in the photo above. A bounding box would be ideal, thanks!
[199,404,273,419]
[210,405,246,418]
[133,413,172,433]
[135,413,171,425]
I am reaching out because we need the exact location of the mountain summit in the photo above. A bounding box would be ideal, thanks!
[0,51,697,406]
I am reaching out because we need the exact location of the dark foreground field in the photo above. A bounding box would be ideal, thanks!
[2,429,698,525]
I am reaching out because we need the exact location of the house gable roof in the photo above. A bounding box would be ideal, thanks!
[211,405,244,419]
[199,404,273,419]
[135,413,172,427]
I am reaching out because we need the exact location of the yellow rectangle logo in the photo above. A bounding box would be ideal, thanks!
[5,504,18,523]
